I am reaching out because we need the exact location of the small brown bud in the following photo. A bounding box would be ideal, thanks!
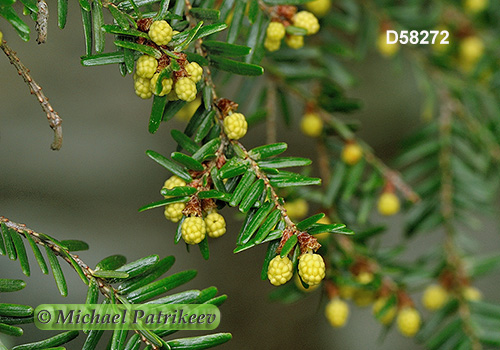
[297,231,321,254]
[183,196,203,217]
[216,154,227,169]
[137,18,154,32]
[277,228,294,254]
[275,5,297,20]
[173,69,189,80]
[201,198,217,213]
[216,98,239,116]
[397,290,414,308]
[157,55,171,71]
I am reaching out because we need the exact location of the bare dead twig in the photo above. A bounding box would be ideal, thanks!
[1,41,63,150]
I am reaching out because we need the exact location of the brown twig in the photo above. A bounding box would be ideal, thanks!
[316,139,330,186]
[266,79,277,144]
[363,151,419,203]
[438,88,455,223]
[1,41,63,150]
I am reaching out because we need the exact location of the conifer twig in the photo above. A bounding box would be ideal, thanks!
[437,90,481,350]
[182,0,318,250]
[1,40,63,150]
[0,216,162,349]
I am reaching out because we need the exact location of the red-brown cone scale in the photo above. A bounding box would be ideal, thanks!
[277,228,321,255]
[216,98,239,116]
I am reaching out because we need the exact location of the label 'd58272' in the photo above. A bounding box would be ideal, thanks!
[386,30,450,45]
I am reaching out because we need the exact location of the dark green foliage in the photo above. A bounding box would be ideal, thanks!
[0,5,30,41]
[11,331,79,350]
[0,221,230,349]
[0,279,26,292]
[280,235,297,257]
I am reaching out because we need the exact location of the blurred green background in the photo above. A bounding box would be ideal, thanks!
[1,2,498,349]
